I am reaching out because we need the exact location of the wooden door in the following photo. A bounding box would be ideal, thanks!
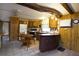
[60,21,79,52]
[0,21,3,48]
[71,23,79,52]
[10,16,19,40]
[76,23,79,52]
[60,28,71,49]
[0,21,3,33]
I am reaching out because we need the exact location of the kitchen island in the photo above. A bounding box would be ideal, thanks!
[39,33,60,52]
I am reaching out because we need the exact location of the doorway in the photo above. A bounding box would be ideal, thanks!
[2,21,10,47]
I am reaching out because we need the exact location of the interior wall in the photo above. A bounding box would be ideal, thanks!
[0,3,52,21]
[60,23,79,52]
[59,14,79,52]
[0,4,16,21]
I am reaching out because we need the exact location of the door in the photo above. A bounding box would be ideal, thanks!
[19,24,27,34]
[71,22,79,52]
[10,16,19,40]
[0,21,3,48]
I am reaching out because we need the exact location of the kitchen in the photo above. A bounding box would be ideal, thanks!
[9,13,70,52]
[0,3,79,56]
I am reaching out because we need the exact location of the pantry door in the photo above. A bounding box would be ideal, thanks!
[71,21,79,52]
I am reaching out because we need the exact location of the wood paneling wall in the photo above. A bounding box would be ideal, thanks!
[59,12,79,52]
[60,24,79,52]
[10,16,19,40]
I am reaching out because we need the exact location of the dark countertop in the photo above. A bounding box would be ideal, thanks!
[39,33,60,52]
[39,33,59,36]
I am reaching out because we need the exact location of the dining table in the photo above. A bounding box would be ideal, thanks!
[19,33,34,50]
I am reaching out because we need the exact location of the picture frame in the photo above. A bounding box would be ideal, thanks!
[59,19,72,28]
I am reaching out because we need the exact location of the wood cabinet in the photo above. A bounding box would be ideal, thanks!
[39,34,59,52]
[10,16,19,40]
[20,18,28,24]
[28,20,41,28]
[20,20,28,24]
[28,20,33,28]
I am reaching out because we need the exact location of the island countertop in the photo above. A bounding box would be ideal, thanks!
[39,33,59,36]
[39,33,60,52]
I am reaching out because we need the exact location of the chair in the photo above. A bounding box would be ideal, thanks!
[19,33,33,50]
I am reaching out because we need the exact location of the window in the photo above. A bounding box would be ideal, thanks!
[20,24,27,34]
[59,19,71,27]
[41,17,50,32]
[3,22,9,35]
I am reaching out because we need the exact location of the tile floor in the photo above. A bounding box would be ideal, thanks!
[0,36,79,56]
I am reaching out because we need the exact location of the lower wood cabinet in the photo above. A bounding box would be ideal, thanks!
[39,34,60,52]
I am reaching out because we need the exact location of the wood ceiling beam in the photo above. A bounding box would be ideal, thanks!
[17,3,62,17]
[60,12,79,19]
[61,3,74,14]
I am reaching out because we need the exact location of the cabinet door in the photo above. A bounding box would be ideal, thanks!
[28,21,33,28]
[28,20,41,28]
[33,20,41,28]
[10,16,19,40]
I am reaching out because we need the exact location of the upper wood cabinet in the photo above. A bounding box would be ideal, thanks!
[20,18,28,24]
[28,20,33,28]
[28,20,41,28]
[10,16,19,40]
[33,20,41,27]
[49,19,58,28]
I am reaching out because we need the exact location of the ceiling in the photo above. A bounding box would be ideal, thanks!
[69,3,79,12]
[0,3,79,21]
[17,3,77,18]
[37,3,70,15]
[17,3,79,19]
